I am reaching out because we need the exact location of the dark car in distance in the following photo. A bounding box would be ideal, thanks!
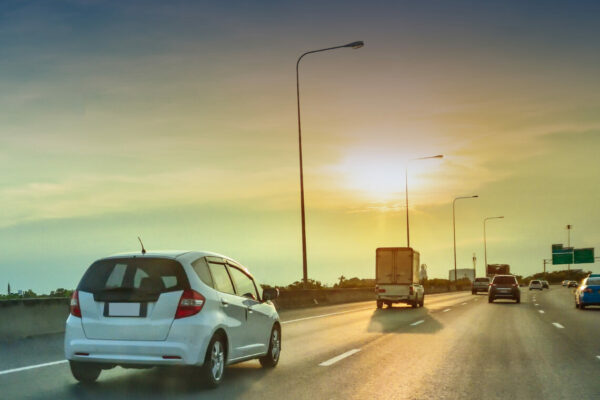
[489,275,521,303]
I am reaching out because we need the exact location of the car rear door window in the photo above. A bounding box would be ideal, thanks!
[208,263,236,295]
[228,265,259,300]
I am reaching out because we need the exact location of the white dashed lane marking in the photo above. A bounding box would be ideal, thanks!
[552,322,565,329]
[410,320,425,326]
[319,349,361,366]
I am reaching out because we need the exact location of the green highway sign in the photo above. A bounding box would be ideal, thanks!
[551,244,595,265]
[574,248,595,264]
[552,252,573,265]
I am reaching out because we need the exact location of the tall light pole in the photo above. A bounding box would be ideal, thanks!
[483,216,504,276]
[405,155,443,248]
[296,41,364,288]
[453,195,479,282]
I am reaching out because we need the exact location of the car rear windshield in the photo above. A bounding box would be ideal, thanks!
[531,280,540,284]
[587,278,600,285]
[475,278,489,282]
[78,257,190,297]
[493,276,517,284]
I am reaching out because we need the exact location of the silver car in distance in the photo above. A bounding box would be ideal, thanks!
[64,251,281,388]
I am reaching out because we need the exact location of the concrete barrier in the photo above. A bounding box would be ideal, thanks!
[0,286,468,340]
[0,298,69,341]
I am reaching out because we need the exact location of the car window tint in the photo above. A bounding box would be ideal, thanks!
[192,257,214,288]
[587,278,600,285]
[78,258,189,293]
[493,276,517,284]
[228,265,258,300]
[105,264,128,288]
[208,263,235,295]
[133,268,149,288]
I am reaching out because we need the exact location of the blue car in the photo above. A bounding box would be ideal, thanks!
[575,276,600,309]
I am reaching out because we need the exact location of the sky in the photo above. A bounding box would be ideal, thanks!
[1,0,599,294]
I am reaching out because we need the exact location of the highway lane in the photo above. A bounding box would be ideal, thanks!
[1,289,599,399]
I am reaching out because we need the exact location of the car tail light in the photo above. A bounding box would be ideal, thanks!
[512,284,518,287]
[409,286,414,295]
[175,290,205,319]
[375,286,386,293]
[583,288,593,293]
[70,290,81,318]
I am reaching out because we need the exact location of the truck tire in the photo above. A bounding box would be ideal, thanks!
[376,300,383,309]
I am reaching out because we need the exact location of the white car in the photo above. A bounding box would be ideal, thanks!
[529,280,543,290]
[65,251,281,387]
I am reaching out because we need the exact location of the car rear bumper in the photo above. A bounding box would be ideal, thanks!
[64,315,212,366]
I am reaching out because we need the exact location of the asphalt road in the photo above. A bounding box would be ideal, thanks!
[1,287,599,399]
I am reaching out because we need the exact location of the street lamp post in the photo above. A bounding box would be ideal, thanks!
[296,41,364,288]
[483,216,504,276]
[405,155,443,248]
[453,195,479,282]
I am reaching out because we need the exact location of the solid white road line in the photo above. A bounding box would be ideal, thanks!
[282,307,373,325]
[539,310,545,314]
[443,308,451,312]
[461,302,467,305]
[552,322,565,329]
[0,360,67,376]
[410,320,425,326]
[319,349,361,366]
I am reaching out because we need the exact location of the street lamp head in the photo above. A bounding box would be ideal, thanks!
[345,41,364,49]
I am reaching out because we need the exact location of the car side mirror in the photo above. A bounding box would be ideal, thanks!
[262,288,279,301]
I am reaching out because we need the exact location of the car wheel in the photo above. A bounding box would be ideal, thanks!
[386,301,392,308]
[202,334,226,388]
[580,302,586,310]
[472,290,475,295]
[516,297,520,304]
[488,297,494,303]
[420,294,425,307]
[376,300,383,309]
[69,361,101,384]
[260,325,281,368]
[411,298,418,308]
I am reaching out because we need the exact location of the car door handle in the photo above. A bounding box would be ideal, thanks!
[221,299,229,308]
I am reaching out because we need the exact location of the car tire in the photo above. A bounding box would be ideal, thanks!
[376,300,383,309]
[411,298,418,308]
[69,361,101,384]
[259,325,281,368]
[472,290,476,295]
[580,303,586,310]
[202,334,226,388]
[420,295,425,307]
[516,297,520,304]
[488,297,494,303]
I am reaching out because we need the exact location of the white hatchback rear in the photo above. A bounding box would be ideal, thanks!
[65,251,281,387]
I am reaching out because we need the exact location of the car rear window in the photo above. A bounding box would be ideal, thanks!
[78,257,190,294]
[475,278,489,282]
[493,276,517,284]
[531,280,540,284]
[587,278,600,285]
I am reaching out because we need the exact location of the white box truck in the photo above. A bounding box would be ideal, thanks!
[375,247,424,309]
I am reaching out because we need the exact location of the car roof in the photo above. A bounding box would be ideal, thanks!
[101,250,230,261]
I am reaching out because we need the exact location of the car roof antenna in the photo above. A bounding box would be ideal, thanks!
[138,236,147,254]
